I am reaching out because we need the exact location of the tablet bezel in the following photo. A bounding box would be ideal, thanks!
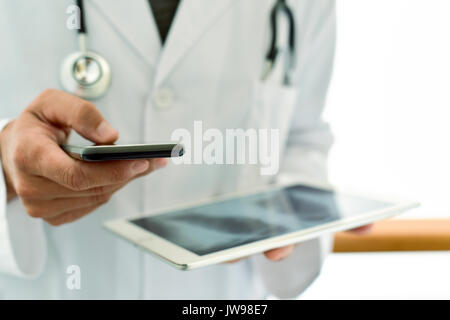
[104,179,419,270]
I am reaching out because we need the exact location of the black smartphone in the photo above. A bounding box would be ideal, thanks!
[62,143,184,161]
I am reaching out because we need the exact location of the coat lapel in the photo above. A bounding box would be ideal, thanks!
[153,0,238,87]
[89,0,160,68]
[89,0,237,85]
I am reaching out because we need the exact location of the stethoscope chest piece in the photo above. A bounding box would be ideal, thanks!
[60,50,111,100]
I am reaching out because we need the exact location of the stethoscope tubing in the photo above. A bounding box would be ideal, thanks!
[76,0,87,35]
[264,0,297,85]
[62,0,296,99]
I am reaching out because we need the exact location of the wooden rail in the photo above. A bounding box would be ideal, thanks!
[333,219,450,252]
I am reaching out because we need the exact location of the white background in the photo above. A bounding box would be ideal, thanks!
[302,0,450,299]
[325,0,450,219]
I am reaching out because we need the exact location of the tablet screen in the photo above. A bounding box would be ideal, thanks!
[131,185,392,256]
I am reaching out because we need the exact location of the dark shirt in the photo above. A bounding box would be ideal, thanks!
[148,0,181,44]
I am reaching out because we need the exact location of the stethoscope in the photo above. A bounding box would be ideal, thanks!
[60,0,111,100]
[262,0,296,86]
[60,0,296,100]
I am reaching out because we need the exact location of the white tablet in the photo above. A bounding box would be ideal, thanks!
[104,181,419,270]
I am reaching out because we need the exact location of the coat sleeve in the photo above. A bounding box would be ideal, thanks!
[0,118,47,278]
[252,0,336,299]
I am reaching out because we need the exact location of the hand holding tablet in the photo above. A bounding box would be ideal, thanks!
[105,182,419,270]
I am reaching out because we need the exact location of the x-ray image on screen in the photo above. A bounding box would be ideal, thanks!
[132,185,390,255]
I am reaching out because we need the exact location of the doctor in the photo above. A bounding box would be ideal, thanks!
[0,0,347,299]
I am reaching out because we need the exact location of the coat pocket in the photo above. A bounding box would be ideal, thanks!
[249,81,298,156]
[238,81,299,187]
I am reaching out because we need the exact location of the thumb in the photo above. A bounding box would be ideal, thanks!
[30,89,118,144]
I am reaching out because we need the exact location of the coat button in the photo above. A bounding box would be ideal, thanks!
[153,88,175,110]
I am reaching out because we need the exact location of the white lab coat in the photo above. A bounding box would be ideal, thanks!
[0,0,335,299]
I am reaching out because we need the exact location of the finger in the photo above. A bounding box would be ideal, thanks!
[16,174,127,200]
[225,258,244,264]
[348,224,373,235]
[132,158,168,179]
[25,159,164,220]
[264,245,295,261]
[62,158,157,190]
[40,158,164,198]
[63,157,168,190]
[31,143,163,190]
[44,203,103,227]
[23,192,115,219]
[30,89,118,144]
